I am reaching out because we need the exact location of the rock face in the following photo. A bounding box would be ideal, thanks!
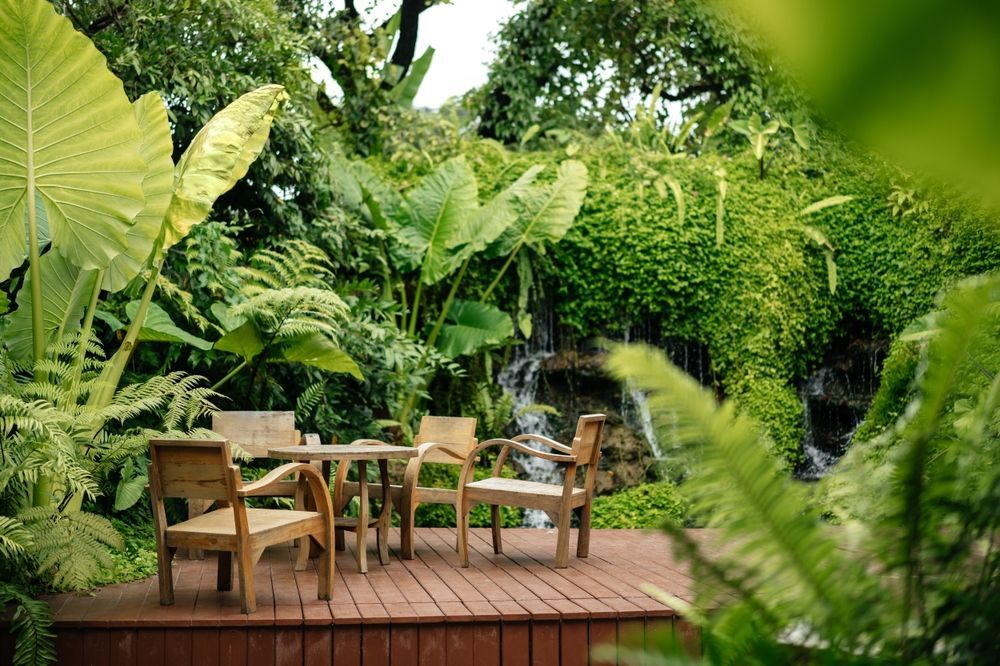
[536,349,656,494]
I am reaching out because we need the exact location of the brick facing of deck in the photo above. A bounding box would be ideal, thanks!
[5,528,711,665]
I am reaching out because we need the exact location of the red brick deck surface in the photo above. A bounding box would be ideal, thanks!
[16,528,711,665]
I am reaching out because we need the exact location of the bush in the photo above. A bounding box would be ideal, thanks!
[459,136,1000,466]
[590,483,689,529]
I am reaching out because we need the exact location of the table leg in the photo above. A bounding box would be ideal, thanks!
[356,460,368,573]
[377,459,391,565]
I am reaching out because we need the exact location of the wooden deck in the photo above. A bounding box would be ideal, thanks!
[13,528,711,665]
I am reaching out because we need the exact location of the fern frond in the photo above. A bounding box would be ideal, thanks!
[295,382,325,420]
[0,583,56,666]
[606,344,877,647]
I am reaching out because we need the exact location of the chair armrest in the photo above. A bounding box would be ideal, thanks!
[455,438,577,501]
[414,441,468,462]
[512,433,572,454]
[238,463,319,497]
[401,441,467,499]
[346,438,392,446]
[473,438,576,464]
[301,432,321,446]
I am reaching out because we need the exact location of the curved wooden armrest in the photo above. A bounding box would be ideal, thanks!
[346,438,391,446]
[414,441,468,462]
[401,442,468,496]
[238,464,334,516]
[512,433,572,454]
[301,432,321,446]
[473,438,576,464]
[455,438,577,499]
[239,463,319,496]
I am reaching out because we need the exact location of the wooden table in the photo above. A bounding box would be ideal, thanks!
[268,443,418,573]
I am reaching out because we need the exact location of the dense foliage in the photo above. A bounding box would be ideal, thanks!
[473,0,801,143]
[606,274,1000,663]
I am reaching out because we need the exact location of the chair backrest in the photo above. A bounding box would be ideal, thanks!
[570,414,606,468]
[148,439,238,501]
[212,411,298,458]
[413,415,478,464]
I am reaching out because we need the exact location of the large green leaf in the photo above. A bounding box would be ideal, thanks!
[436,300,514,358]
[397,156,479,284]
[163,85,288,248]
[214,319,264,361]
[103,93,175,292]
[489,160,588,257]
[278,332,363,379]
[390,46,435,107]
[0,0,146,280]
[5,252,97,361]
[450,165,543,260]
[125,301,212,350]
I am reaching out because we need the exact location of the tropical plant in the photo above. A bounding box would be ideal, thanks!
[0,3,285,661]
[0,342,218,665]
[1,0,285,503]
[331,152,588,426]
[603,273,1000,664]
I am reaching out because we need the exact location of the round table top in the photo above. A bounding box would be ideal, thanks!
[267,443,419,461]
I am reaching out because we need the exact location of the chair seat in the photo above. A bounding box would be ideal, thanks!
[165,507,326,550]
[465,477,586,511]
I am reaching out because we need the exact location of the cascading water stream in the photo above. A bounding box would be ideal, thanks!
[496,310,559,527]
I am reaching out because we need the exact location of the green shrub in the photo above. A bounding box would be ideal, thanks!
[590,483,689,529]
[459,137,1000,467]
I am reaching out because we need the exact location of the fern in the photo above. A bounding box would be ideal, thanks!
[0,583,56,666]
[295,381,326,420]
[606,273,1000,663]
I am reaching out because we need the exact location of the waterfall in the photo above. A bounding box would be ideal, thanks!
[496,310,559,527]
[625,385,664,460]
[796,366,864,480]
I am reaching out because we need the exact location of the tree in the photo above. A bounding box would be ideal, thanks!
[474,0,801,143]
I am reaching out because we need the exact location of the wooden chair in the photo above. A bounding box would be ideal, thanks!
[147,438,335,614]
[186,411,318,559]
[333,415,477,559]
[455,414,606,569]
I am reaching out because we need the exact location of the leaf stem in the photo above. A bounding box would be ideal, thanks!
[481,243,522,303]
[211,359,248,392]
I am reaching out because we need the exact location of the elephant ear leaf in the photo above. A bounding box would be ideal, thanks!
[489,160,588,257]
[278,332,363,380]
[163,84,288,248]
[397,156,479,284]
[125,301,212,350]
[103,93,175,292]
[5,252,98,362]
[450,164,543,260]
[0,0,146,280]
[436,300,514,358]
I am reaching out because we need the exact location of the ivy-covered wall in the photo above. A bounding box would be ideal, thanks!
[461,137,1000,464]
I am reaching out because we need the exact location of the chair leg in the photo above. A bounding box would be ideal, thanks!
[457,501,471,567]
[400,496,417,560]
[217,551,233,591]
[157,543,176,605]
[554,508,571,569]
[237,545,257,614]
[316,534,334,601]
[295,536,310,571]
[490,505,503,555]
[577,502,592,558]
